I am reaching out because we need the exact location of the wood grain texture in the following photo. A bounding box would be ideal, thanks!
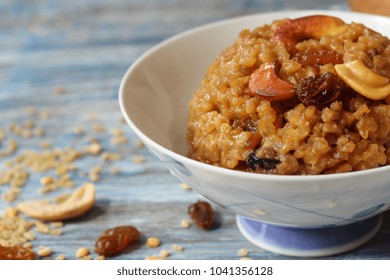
[1,0,390,260]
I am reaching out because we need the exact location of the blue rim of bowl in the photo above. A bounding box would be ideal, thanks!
[119,10,390,183]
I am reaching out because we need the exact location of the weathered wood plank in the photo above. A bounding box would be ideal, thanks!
[1,0,389,260]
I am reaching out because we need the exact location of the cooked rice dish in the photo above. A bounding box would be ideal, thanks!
[187,15,390,175]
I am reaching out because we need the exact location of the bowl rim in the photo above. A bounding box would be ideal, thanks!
[119,9,390,182]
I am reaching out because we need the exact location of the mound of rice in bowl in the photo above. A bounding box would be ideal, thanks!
[187,15,390,175]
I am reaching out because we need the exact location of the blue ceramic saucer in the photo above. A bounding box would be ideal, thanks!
[236,214,382,257]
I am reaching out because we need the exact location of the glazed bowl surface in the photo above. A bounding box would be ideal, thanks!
[119,10,390,228]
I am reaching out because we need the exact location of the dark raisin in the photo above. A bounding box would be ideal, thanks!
[294,72,346,109]
[247,152,280,171]
[188,201,214,230]
[293,50,343,71]
[0,245,35,260]
[94,225,140,257]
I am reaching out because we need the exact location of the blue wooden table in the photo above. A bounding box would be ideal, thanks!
[1,0,390,260]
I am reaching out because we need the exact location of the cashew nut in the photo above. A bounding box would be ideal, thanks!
[249,62,294,101]
[335,60,390,100]
[273,15,348,54]
[17,183,95,221]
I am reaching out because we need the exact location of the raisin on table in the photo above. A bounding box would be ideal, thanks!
[188,201,215,230]
[0,245,35,260]
[94,225,140,257]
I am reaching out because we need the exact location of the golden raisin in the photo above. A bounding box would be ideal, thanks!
[0,245,35,260]
[295,72,346,108]
[188,201,215,230]
[293,50,343,71]
[94,225,140,257]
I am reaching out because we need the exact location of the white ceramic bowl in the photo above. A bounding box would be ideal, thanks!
[119,10,390,229]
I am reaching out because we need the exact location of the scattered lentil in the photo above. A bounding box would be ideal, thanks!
[76,246,90,258]
[39,111,51,120]
[49,229,62,236]
[101,152,123,161]
[111,128,128,145]
[110,167,121,175]
[40,176,54,186]
[37,246,53,257]
[50,221,64,228]
[26,106,37,116]
[0,209,35,247]
[146,237,161,248]
[55,254,65,260]
[89,165,102,182]
[54,86,65,95]
[84,142,102,155]
[179,183,192,191]
[133,155,145,164]
[135,139,145,149]
[91,123,105,133]
[237,248,248,257]
[39,141,52,149]
[145,256,167,260]
[180,219,191,228]
[73,126,85,136]
[171,244,184,252]
[159,249,170,258]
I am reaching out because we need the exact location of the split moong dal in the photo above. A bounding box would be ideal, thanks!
[187,15,390,175]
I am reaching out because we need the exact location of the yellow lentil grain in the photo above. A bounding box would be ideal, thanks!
[179,183,192,191]
[135,139,144,149]
[23,242,33,248]
[85,142,102,155]
[73,126,85,136]
[49,229,62,236]
[34,127,44,137]
[180,219,191,228]
[159,249,170,258]
[50,221,64,228]
[76,247,90,258]
[26,106,37,116]
[91,123,105,133]
[111,167,121,175]
[237,248,248,257]
[55,86,65,95]
[146,237,161,248]
[23,231,35,241]
[55,254,65,260]
[35,221,50,234]
[101,152,123,161]
[38,246,53,257]
[39,111,51,120]
[145,256,167,260]
[171,244,183,252]
[40,176,54,186]
[133,155,145,163]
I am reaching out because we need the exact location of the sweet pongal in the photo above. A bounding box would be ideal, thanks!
[187,15,390,175]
